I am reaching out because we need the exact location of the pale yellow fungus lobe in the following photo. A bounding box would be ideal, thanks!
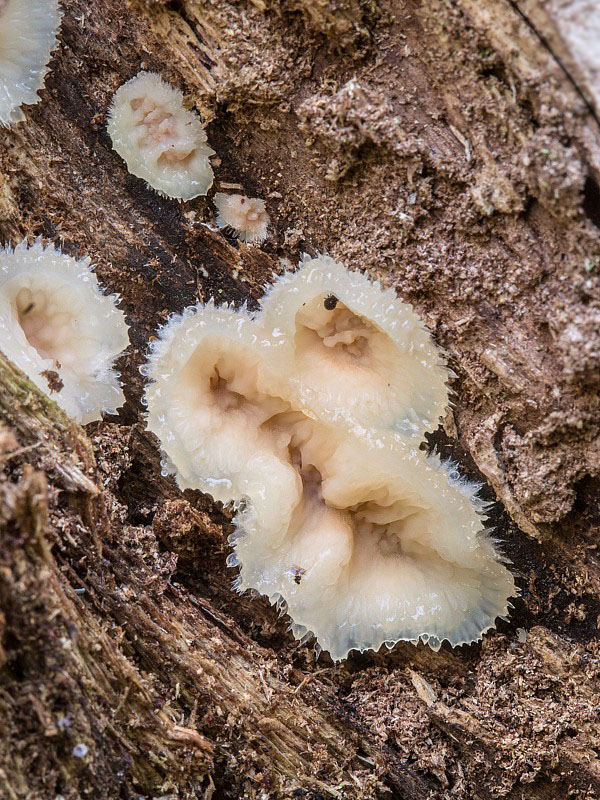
[261,255,450,440]
[213,193,270,243]
[235,427,515,660]
[0,239,129,423]
[144,303,294,508]
[107,71,214,201]
[0,0,62,126]
[144,257,515,660]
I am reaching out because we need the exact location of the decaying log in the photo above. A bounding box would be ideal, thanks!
[0,353,433,798]
[1,0,599,798]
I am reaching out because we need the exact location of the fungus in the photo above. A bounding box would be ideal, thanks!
[0,0,62,126]
[260,255,450,440]
[0,238,129,423]
[144,258,515,659]
[234,426,515,660]
[213,193,270,242]
[107,71,214,200]
[144,303,305,541]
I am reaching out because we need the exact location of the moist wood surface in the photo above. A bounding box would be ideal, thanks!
[0,1,599,798]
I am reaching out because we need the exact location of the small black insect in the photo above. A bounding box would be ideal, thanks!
[323,294,338,310]
[291,565,306,585]
[22,302,35,315]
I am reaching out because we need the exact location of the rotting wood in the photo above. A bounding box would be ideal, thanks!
[0,0,599,798]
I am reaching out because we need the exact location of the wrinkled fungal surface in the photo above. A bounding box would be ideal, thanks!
[145,257,515,660]
[262,255,450,440]
[234,425,514,660]
[0,238,129,423]
[213,193,270,242]
[107,71,215,200]
[0,0,62,125]
[144,303,294,510]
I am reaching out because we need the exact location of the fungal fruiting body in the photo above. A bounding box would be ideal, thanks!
[213,193,270,243]
[107,72,214,200]
[261,255,449,441]
[235,430,514,660]
[0,0,62,125]
[144,257,515,659]
[0,238,129,423]
[144,303,302,541]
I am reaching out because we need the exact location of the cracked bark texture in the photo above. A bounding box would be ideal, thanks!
[0,0,599,798]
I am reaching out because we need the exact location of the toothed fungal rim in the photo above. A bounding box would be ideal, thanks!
[107,71,215,200]
[144,257,515,659]
[232,426,515,661]
[213,193,270,243]
[0,0,63,126]
[260,254,451,441]
[143,301,304,542]
[0,238,129,423]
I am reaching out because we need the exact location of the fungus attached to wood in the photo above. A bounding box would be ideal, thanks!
[0,238,129,423]
[0,0,63,126]
[144,257,515,659]
[107,71,215,200]
[144,303,297,527]
[234,427,515,660]
[261,255,450,440]
[213,193,270,242]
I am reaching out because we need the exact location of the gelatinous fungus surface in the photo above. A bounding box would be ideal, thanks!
[0,0,62,125]
[107,71,214,200]
[145,257,515,660]
[213,193,270,242]
[0,238,129,423]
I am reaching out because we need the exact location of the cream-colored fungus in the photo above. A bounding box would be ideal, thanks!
[0,0,62,126]
[144,303,305,541]
[0,238,129,423]
[144,259,515,659]
[261,255,450,440]
[213,193,270,242]
[107,71,214,200]
[234,426,514,660]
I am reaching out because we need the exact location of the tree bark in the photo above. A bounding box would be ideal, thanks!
[0,1,599,798]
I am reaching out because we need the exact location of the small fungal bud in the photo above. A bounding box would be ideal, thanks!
[107,71,215,200]
[0,0,63,126]
[261,255,450,440]
[213,193,270,243]
[0,238,129,423]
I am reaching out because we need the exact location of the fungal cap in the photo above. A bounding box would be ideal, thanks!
[143,257,514,661]
[213,193,270,243]
[0,238,129,423]
[0,0,63,125]
[144,302,302,538]
[234,429,515,661]
[107,71,215,201]
[260,255,450,440]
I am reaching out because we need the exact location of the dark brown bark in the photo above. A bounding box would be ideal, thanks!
[0,1,599,798]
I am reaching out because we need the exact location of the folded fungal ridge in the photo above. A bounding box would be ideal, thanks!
[0,238,129,423]
[235,433,514,660]
[107,71,215,201]
[144,257,515,660]
[0,0,63,125]
[261,255,450,440]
